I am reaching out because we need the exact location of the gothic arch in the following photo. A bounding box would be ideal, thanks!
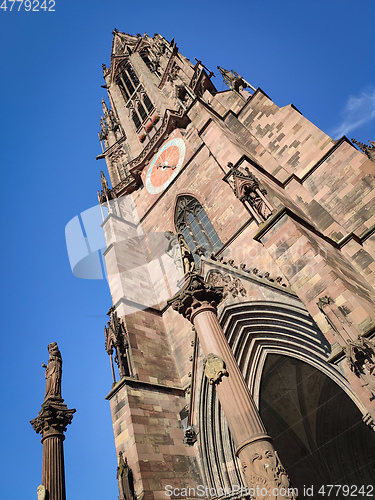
[196,301,375,496]
[219,301,365,412]
[174,194,222,257]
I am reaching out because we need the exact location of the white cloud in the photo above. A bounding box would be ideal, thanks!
[330,88,375,138]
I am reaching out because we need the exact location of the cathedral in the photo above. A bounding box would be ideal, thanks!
[96,31,375,500]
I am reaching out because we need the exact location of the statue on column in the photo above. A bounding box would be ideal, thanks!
[42,342,62,401]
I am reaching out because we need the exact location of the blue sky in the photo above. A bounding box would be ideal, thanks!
[0,1,374,499]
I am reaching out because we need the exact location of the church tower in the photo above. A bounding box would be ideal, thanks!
[96,31,375,499]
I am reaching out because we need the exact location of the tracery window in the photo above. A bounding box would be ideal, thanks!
[117,63,139,99]
[143,93,154,113]
[140,50,153,71]
[132,110,141,130]
[175,196,222,261]
[116,61,157,137]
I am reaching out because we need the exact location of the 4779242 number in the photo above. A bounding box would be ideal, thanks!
[1,0,55,11]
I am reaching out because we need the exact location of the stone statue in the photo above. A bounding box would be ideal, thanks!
[42,342,62,401]
[37,485,46,500]
[165,231,183,274]
[117,451,135,500]
[178,233,196,275]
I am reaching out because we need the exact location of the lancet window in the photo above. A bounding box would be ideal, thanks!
[175,196,222,259]
[117,63,139,100]
[116,61,158,138]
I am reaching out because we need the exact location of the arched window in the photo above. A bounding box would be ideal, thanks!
[174,196,222,260]
[132,110,141,130]
[140,50,153,71]
[137,101,147,122]
[143,93,154,113]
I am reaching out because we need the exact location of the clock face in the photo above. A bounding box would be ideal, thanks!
[145,138,186,194]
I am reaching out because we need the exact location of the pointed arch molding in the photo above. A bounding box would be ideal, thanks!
[196,300,368,497]
[218,301,365,412]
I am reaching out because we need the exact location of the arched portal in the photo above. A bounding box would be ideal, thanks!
[260,354,375,497]
[196,301,375,499]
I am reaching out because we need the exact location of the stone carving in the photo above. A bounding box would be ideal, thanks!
[206,270,247,300]
[178,233,196,275]
[37,485,46,500]
[217,66,254,92]
[117,452,136,500]
[42,342,62,402]
[158,45,178,89]
[243,443,296,500]
[203,353,228,385]
[351,138,375,162]
[105,307,130,381]
[31,343,75,436]
[169,274,223,322]
[165,231,183,274]
[99,116,108,141]
[168,61,180,82]
[194,245,207,257]
[210,257,287,287]
[183,425,197,445]
[223,162,273,223]
[344,336,375,401]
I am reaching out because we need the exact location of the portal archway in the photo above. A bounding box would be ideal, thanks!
[260,354,375,497]
[196,301,375,498]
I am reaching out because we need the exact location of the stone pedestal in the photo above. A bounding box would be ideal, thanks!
[170,274,296,500]
[31,398,75,500]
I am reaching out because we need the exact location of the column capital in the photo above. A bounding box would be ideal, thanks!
[31,400,76,438]
[169,273,223,322]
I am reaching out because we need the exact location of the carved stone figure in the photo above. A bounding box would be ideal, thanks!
[223,162,273,223]
[344,336,375,401]
[203,353,228,385]
[207,270,247,300]
[42,342,62,401]
[37,485,46,500]
[117,452,135,500]
[243,442,296,500]
[165,231,183,274]
[178,233,196,275]
[217,66,251,92]
[105,307,130,382]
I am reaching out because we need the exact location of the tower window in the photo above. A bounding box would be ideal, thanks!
[140,50,153,71]
[132,110,141,130]
[137,102,147,122]
[143,93,154,113]
[175,196,222,260]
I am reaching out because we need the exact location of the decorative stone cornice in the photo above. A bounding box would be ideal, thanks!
[168,274,223,322]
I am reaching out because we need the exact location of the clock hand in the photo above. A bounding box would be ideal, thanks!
[156,163,176,170]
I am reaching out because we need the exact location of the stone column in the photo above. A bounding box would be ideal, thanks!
[31,343,75,500]
[170,275,296,500]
